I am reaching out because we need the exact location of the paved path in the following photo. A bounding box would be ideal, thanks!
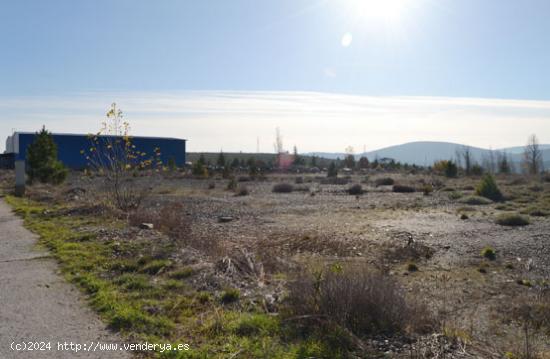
[0,199,130,358]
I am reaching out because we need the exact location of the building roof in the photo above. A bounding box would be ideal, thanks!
[14,132,186,141]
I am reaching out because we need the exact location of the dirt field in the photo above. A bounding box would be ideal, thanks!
[3,170,550,358]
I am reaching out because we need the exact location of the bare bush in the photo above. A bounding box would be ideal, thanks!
[235,186,249,196]
[272,183,294,193]
[347,184,364,195]
[285,263,434,338]
[129,202,191,244]
[393,184,416,193]
[375,177,395,186]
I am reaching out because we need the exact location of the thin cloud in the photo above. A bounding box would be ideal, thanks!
[1,91,549,153]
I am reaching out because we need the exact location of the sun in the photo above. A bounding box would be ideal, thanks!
[349,0,411,23]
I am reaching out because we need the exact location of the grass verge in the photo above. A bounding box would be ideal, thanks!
[4,195,350,358]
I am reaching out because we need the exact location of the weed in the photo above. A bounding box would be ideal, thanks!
[459,195,492,205]
[496,213,530,226]
[169,267,195,280]
[140,259,172,275]
[448,191,464,200]
[220,288,240,304]
[234,314,279,337]
[196,291,213,304]
[114,273,152,291]
[481,247,496,261]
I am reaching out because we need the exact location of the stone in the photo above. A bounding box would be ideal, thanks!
[218,216,234,223]
[139,223,154,230]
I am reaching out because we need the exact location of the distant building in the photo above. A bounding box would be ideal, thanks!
[2,132,186,169]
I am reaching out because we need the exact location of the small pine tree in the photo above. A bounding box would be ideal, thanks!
[358,156,369,169]
[247,157,258,177]
[310,155,317,167]
[344,154,356,169]
[292,146,305,166]
[476,173,503,201]
[217,151,226,168]
[192,154,207,177]
[26,126,67,184]
[498,154,511,174]
[445,160,458,178]
[471,164,484,176]
[230,158,240,169]
[167,157,177,171]
[327,162,338,178]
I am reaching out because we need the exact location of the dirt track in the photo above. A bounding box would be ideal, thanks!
[0,199,130,359]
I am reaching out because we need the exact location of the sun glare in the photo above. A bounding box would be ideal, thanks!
[350,0,411,23]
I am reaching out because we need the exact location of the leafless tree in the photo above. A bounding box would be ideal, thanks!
[84,103,162,212]
[273,127,284,154]
[456,146,473,175]
[523,134,543,175]
[482,148,496,174]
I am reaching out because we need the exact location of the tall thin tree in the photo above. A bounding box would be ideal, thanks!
[523,134,543,175]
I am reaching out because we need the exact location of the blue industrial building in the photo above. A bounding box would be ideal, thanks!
[3,132,186,169]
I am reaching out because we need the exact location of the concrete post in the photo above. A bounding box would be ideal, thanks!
[14,160,25,197]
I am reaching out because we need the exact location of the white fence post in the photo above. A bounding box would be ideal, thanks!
[15,160,25,197]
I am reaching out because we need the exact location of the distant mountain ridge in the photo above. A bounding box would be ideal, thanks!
[307,141,550,169]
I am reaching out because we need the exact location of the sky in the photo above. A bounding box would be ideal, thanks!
[1,0,550,152]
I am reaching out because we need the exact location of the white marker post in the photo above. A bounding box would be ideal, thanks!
[14,160,25,197]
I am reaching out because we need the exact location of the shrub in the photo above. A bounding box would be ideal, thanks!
[481,247,496,260]
[220,288,240,304]
[392,184,415,193]
[226,177,237,191]
[422,184,433,196]
[459,195,492,205]
[433,160,458,178]
[285,264,433,339]
[235,186,249,196]
[496,213,530,226]
[327,162,338,178]
[375,177,394,186]
[273,183,294,193]
[529,208,549,217]
[476,174,503,201]
[26,126,68,185]
[448,191,464,200]
[238,176,252,182]
[471,164,484,176]
[407,262,419,272]
[347,184,364,195]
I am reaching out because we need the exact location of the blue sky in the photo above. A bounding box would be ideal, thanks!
[1,0,550,152]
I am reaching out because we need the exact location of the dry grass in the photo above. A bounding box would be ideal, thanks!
[285,262,434,338]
